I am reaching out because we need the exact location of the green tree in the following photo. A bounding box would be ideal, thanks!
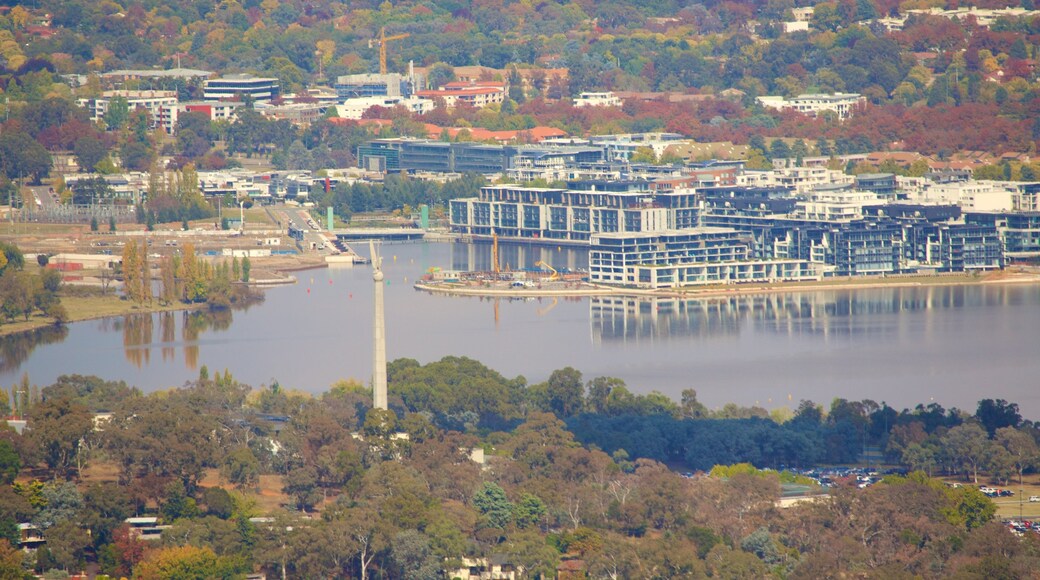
[995,427,1039,487]
[73,134,108,173]
[241,256,250,283]
[512,493,546,529]
[222,447,260,490]
[45,520,90,572]
[104,97,130,130]
[26,397,93,477]
[282,465,321,512]
[950,487,996,531]
[942,423,994,484]
[389,530,440,580]
[531,367,584,418]
[33,482,83,530]
[0,440,20,484]
[133,544,244,580]
[472,482,513,529]
[0,132,52,183]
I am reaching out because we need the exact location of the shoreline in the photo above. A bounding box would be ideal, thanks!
[414,270,1040,300]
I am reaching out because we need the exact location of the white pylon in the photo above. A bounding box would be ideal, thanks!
[369,240,387,410]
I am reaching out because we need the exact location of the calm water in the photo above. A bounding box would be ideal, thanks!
[3,241,1039,419]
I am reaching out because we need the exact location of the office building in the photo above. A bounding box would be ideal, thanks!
[204,74,280,102]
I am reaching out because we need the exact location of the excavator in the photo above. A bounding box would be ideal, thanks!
[534,260,560,281]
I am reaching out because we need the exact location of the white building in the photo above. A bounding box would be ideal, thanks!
[774,166,852,194]
[335,96,434,120]
[757,93,865,120]
[204,74,280,102]
[1012,182,1040,211]
[589,228,820,288]
[589,132,686,162]
[796,188,886,221]
[573,91,622,108]
[415,81,506,108]
[907,180,1016,211]
[77,90,178,130]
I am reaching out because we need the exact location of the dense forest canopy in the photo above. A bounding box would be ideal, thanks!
[2,360,1039,578]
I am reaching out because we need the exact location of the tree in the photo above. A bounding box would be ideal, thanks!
[104,97,130,130]
[976,399,1020,436]
[45,520,89,572]
[122,241,143,304]
[995,427,1039,487]
[543,367,584,418]
[472,482,513,529]
[222,447,260,490]
[33,482,83,530]
[0,132,52,183]
[134,545,244,580]
[0,539,31,580]
[943,423,994,484]
[81,482,133,547]
[241,256,250,283]
[0,440,20,485]
[505,529,560,579]
[952,487,997,531]
[389,530,440,580]
[768,138,790,160]
[283,465,321,512]
[73,134,108,173]
[513,493,546,529]
[26,397,93,477]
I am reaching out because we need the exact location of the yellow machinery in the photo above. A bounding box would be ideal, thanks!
[375,27,409,75]
[534,260,560,281]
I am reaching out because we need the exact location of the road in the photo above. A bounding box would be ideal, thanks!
[274,206,338,257]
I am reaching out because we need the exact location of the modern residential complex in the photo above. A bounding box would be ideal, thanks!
[757,93,865,120]
[449,179,1006,287]
[415,80,506,108]
[573,91,623,107]
[77,90,179,131]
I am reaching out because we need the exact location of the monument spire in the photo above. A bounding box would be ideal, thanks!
[369,240,387,410]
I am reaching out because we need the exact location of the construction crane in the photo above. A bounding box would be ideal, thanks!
[371,27,409,75]
[534,260,560,281]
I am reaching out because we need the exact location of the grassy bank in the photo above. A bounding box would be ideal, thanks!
[0,291,199,338]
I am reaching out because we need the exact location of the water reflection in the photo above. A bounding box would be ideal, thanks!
[0,325,69,373]
[122,314,153,368]
[161,312,175,362]
[119,309,236,372]
[590,284,1028,343]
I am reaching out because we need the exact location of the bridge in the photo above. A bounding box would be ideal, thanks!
[330,228,426,241]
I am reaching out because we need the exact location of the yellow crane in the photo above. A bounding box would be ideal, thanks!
[372,27,409,75]
[534,260,560,281]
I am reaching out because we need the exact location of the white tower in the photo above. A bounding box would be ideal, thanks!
[369,240,388,410]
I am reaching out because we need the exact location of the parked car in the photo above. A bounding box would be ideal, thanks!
[1030,496,1040,502]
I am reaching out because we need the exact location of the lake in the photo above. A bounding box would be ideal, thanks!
[3,240,1039,419]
